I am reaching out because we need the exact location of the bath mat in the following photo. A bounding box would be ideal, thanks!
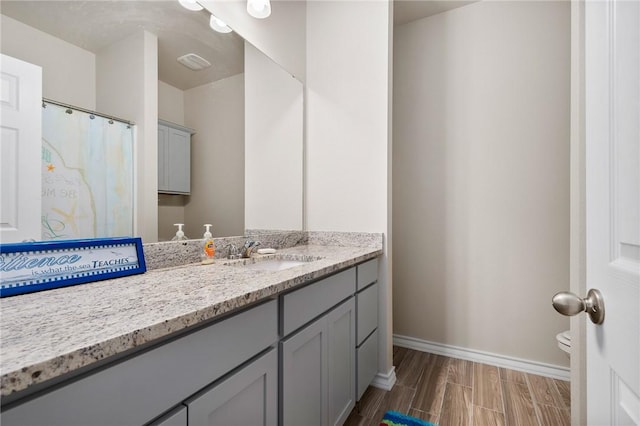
[380,410,438,426]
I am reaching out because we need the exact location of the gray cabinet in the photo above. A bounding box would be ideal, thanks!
[280,296,355,426]
[186,348,278,426]
[281,315,327,426]
[1,300,277,426]
[158,120,192,194]
[356,282,378,346]
[326,298,356,426]
[356,259,378,291]
[355,260,379,401]
[150,406,187,426]
[1,259,380,426]
[356,329,378,401]
[281,268,355,336]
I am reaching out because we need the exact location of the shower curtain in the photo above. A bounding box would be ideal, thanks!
[41,102,134,240]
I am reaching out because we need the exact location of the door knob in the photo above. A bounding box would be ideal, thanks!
[552,289,605,324]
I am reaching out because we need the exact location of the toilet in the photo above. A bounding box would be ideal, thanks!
[556,330,571,357]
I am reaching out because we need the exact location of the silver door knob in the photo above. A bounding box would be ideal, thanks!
[552,289,605,324]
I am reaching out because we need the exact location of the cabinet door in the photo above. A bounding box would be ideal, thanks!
[167,128,190,194]
[187,348,277,426]
[158,125,169,192]
[326,298,356,426]
[281,318,327,426]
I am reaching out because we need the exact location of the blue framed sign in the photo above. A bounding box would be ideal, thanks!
[0,237,146,297]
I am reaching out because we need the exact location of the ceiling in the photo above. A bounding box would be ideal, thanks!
[1,0,478,90]
[394,0,478,26]
[0,0,245,90]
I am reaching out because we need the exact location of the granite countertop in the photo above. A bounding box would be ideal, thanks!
[0,237,382,398]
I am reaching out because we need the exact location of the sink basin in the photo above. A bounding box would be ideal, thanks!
[223,254,322,271]
[240,259,308,271]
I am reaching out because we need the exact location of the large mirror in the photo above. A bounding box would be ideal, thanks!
[0,0,303,243]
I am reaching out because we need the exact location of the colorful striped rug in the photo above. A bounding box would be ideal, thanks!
[380,410,438,426]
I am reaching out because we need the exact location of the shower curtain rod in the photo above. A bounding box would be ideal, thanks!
[42,98,135,126]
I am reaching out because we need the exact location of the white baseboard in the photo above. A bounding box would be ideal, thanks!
[393,334,570,381]
[370,366,397,391]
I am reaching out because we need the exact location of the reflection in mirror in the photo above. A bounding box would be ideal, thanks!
[41,101,135,240]
[0,0,303,243]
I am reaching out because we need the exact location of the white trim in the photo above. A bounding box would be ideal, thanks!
[370,366,396,391]
[393,334,570,381]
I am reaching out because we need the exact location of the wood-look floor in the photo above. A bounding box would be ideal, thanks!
[346,346,570,426]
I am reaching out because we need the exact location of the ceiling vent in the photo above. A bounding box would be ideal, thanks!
[177,53,212,71]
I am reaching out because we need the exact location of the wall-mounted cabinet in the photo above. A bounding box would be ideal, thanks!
[158,120,194,195]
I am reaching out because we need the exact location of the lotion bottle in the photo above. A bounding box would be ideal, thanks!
[171,223,188,241]
[201,224,215,264]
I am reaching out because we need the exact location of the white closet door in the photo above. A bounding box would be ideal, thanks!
[0,54,42,243]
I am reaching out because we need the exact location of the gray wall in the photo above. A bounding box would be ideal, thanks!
[244,43,303,231]
[184,74,245,239]
[393,1,571,367]
[0,14,96,110]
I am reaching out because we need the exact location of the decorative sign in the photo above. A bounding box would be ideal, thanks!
[0,237,146,297]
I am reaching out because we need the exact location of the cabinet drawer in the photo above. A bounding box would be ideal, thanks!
[186,348,278,426]
[282,268,355,336]
[2,299,278,426]
[150,406,187,426]
[357,259,378,290]
[357,281,378,346]
[356,329,378,401]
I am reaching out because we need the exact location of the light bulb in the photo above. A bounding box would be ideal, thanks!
[178,0,203,11]
[209,14,232,33]
[247,0,271,19]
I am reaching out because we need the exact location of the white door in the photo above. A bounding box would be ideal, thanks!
[586,0,640,424]
[0,54,42,243]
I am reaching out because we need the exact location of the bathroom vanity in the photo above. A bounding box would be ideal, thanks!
[0,234,382,426]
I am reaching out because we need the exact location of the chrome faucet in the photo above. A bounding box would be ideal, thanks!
[241,240,261,258]
[226,244,242,260]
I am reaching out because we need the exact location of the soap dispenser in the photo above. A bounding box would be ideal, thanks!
[171,223,188,241]
[201,224,215,265]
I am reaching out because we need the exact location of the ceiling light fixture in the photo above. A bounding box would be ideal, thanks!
[178,0,203,12]
[209,14,232,33]
[247,0,271,19]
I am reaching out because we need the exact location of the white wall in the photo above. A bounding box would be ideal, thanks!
[393,1,570,367]
[97,30,158,243]
[0,14,95,109]
[184,74,245,238]
[306,1,394,377]
[158,81,185,125]
[245,42,303,231]
[200,0,306,82]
